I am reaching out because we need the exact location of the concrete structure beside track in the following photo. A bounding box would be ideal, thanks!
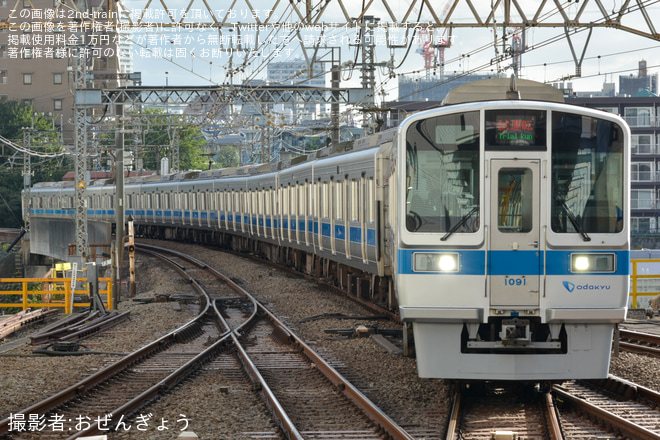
[29,218,111,262]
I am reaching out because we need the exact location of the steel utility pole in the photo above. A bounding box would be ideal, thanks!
[73,47,89,260]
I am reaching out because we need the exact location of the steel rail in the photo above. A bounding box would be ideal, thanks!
[553,380,660,440]
[0,308,59,339]
[620,329,660,344]
[68,247,231,439]
[607,374,660,406]
[543,392,564,440]
[619,329,660,357]
[444,387,462,440]
[0,252,212,437]
[138,243,415,440]
[138,244,306,440]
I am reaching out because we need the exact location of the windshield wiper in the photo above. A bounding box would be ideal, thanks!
[559,199,591,242]
[441,206,479,241]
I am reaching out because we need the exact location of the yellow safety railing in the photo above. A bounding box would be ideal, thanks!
[0,278,113,314]
[630,259,660,308]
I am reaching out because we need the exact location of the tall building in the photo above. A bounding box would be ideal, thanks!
[266,59,326,121]
[620,60,658,96]
[0,0,122,143]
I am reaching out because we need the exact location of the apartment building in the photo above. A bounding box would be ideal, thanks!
[570,94,660,245]
[0,0,123,143]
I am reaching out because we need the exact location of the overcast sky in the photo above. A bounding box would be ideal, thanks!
[120,0,660,98]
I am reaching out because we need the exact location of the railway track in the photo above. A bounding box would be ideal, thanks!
[444,374,660,440]
[444,383,562,440]
[554,376,660,439]
[1,244,413,440]
[618,328,660,357]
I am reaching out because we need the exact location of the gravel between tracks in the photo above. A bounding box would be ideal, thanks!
[1,240,657,440]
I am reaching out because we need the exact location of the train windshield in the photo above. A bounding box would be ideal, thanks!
[551,111,625,235]
[405,111,480,233]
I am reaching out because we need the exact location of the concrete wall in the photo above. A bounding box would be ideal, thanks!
[29,218,112,262]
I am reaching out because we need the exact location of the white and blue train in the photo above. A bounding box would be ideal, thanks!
[27,78,630,381]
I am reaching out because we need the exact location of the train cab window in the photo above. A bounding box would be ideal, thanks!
[551,112,625,234]
[405,110,480,233]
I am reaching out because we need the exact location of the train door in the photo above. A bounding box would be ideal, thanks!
[488,159,541,307]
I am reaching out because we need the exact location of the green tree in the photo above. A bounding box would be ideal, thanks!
[131,108,207,172]
[0,101,35,142]
[0,174,23,228]
[0,100,71,227]
[214,146,239,168]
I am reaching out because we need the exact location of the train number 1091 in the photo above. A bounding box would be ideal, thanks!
[505,277,526,286]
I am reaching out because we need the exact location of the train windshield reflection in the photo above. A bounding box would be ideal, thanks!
[551,111,625,234]
[405,111,480,233]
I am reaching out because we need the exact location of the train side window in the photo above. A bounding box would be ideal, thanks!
[312,180,318,217]
[350,179,359,222]
[336,179,344,220]
[282,185,289,216]
[291,184,297,217]
[299,183,306,218]
[367,178,375,223]
[321,181,329,218]
[264,188,271,215]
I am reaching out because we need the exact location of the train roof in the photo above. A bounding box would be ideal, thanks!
[442,77,565,105]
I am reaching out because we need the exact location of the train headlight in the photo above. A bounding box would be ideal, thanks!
[570,253,615,273]
[413,252,459,272]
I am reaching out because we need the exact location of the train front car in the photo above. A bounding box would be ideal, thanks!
[395,79,630,381]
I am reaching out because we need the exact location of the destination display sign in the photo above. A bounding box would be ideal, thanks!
[485,109,547,151]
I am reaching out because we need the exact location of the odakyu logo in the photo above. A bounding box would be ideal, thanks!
[562,281,611,292]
